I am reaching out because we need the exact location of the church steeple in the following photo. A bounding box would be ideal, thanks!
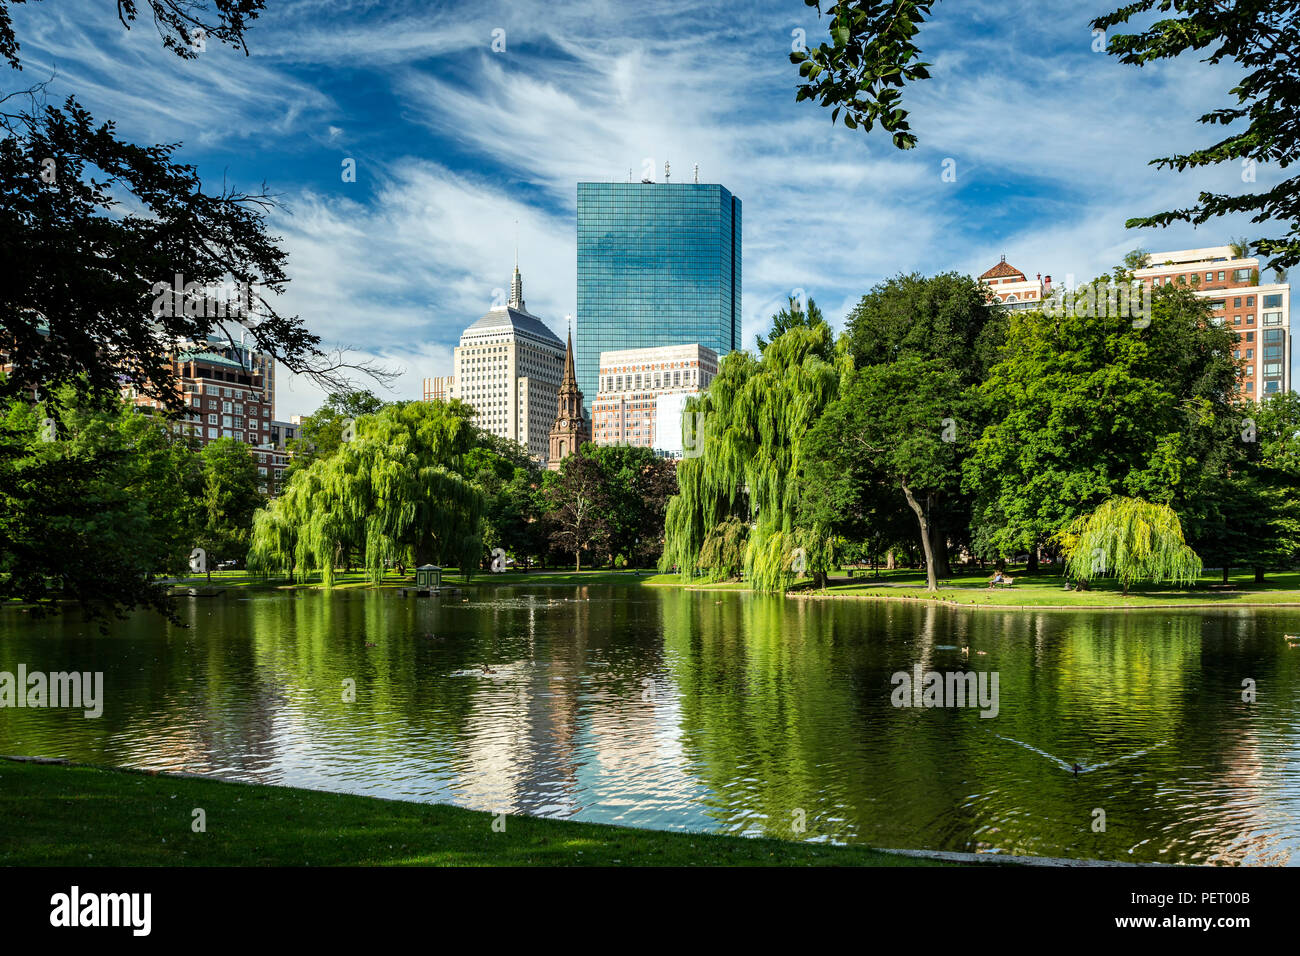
[548,316,589,470]
[562,326,576,383]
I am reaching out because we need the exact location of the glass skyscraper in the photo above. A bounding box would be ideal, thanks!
[576,182,741,410]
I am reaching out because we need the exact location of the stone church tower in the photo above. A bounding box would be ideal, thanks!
[548,328,589,470]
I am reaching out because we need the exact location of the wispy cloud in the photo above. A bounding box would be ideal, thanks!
[8,0,1288,416]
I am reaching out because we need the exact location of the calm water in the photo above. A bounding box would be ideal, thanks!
[2,586,1299,864]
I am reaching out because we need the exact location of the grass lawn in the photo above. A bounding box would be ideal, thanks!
[809,567,1300,608]
[156,566,1300,609]
[165,568,664,591]
[0,759,942,867]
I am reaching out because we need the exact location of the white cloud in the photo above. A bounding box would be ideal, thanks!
[12,0,1290,415]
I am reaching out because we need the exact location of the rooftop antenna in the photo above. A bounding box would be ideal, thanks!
[628,168,632,183]
[693,163,699,184]
[664,159,670,182]
[514,219,519,270]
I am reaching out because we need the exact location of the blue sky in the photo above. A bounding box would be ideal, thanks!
[10,0,1286,418]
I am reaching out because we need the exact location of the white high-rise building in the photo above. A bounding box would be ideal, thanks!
[592,343,719,456]
[424,265,567,462]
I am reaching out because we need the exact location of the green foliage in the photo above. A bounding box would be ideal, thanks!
[249,401,484,584]
[1122,248,1150,273]
[1254,391,1300,477]
[756,295,829,352]
[1187,393,1300,578]
[0,385,200,621]
[0,94,328,413]
[697,516,749,580]
[1094,1,1300,269]
[832,272,1005,581]
[810,356,974,589]
[661,324,845,591]
[324,389,385,418]
[964,283,1238,562]
[196,438,264,573]
[1058,497,1203,595]
[544,450,606,571]
[468,429,545,566]
[843,271,1006,385]
[582,444,678,567]
[790,1,935,147]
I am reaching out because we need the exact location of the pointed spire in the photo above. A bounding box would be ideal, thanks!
[509,263,524,311]
[562,320,576,384]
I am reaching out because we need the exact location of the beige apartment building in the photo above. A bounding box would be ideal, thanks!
[422,265,567,463]
[1133,246,1291,399]
[591,343,718,456]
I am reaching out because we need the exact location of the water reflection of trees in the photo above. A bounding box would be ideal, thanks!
[659,598,1295,862]
[2,595,1296,863]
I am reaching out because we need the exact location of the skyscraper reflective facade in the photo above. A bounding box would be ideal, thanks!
[576,181,741,409]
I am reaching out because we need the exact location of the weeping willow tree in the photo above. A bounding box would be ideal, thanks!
[1057,497,1202,595]
[661,323,847,592]
[697,515,749,580]
[248,401,484,585]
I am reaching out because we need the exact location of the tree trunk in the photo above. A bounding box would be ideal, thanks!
[901,483,938,591]
[1027,548,1039,575]
[886,549,896,570]
[928,518,951,580]
[1222,565,1230,584]
[1254,566,1265,584]
[575,550,582,573]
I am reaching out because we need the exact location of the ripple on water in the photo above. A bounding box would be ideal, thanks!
[2,594,1299,864]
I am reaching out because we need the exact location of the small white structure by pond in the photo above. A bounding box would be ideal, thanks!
[415,565,442,589]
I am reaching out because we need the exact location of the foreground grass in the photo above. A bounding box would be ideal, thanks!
[0,759,940,867]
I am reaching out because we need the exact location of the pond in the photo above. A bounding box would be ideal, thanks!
[2,586,1298,864]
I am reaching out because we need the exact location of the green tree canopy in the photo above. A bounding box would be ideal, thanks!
[249,400,484,584]
[583,444,679,567]
[1058,497,1203,595]
[808,356,974,590]
[0,385,200,620]
[756,294,829,352]
[840,271,1005,573]
[964,283,1238,562]
[843,271,1006,387]
[545,449,607,572]
[196,437,264,576]
[661,323,846,591]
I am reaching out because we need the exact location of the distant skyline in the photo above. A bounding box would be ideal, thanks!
[576,181,740,409]
[11,0,1292,418]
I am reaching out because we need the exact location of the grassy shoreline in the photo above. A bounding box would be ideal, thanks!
[155,567,1300,612]
[0,758,943,867]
